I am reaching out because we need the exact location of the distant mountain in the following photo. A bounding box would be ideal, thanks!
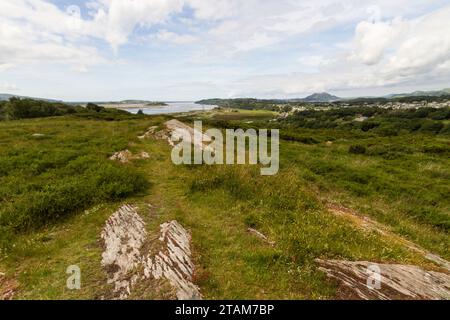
[301,92,341,102]
[0,93,61,102]
[385,88,450,99]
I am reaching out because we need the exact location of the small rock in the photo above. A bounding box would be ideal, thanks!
[139,151,150,159]
[109,150,150,163]
[138,126,158,139]
[109,150,132,163]
[247,228,275,246]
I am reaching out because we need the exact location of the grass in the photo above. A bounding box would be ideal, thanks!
[276,132,449,258]
[0,109,448,299]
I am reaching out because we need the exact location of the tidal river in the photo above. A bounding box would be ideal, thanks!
[120,102,216,115]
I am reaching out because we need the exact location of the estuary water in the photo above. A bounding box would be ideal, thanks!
[120,102,216,115]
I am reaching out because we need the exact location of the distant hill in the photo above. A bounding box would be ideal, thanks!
[197,93,341,106]
[0,93,61,102]
[300,92,340,102]
[385,88,450,99]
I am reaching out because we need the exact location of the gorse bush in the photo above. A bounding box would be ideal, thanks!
[0,97,78,120]
[0,117,150,251]
[0,98,138,121]
[349,145,366,154]
[0,161,147,231]
[282,106,450,136]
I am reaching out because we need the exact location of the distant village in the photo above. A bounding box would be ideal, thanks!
[278,98,450,118]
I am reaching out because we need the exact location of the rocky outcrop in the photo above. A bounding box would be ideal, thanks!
[317,259,450,300]
[139,120,212,152]
[165,119,211,151]
[101,204,147,299]
[101,205,201,300]
[142,221,202,300]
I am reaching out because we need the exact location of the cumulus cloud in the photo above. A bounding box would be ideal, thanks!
[384,6,450,76]
[154,30,198,45]
[0,0,106,70]
[0,82,18,91]
[0,0,449,98]
[88,0,185,50]
[351,5,450,83]
[352,18,408,65]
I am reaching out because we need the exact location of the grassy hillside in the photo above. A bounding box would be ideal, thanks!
[0,107,448,299]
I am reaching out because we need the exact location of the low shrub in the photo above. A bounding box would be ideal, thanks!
[349,145,366,154]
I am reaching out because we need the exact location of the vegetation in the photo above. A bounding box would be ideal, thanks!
[0,103,448,299]
[0,98,134,121]
[0,115,150,251]
[197,95,450,111]
[283,106,450,135]
[145,101,168,106]
[192,108,450,254]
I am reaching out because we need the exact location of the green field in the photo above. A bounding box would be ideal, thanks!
[0,106,448,299]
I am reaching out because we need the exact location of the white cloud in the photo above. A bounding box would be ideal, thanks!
[89,0,185,50]
[0,0,106,70]
[351,5,450,82]
[187,0,240,20]
[384,6,450,76]
[0,0,449,99]
[0,82,18,91]
[352,18,408,65]
[154,30,198,45]
[298,55,334,68]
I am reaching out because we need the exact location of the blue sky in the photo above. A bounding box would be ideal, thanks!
[1,0,450,101]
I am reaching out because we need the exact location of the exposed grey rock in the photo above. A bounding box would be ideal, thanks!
[143,221,202,300]
[164,119,212,151]
[317,259,450,300]
[101,205,201,300]
[101,204,147,299]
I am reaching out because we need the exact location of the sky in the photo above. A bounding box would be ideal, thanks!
[0,0,450,101]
